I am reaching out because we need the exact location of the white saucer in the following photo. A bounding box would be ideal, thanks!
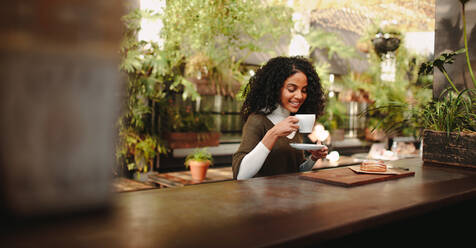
[290,143,326,151]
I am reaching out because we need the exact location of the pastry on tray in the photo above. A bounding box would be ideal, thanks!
[360,160,387,172]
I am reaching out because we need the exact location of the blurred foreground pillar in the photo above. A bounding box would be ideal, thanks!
[0,1,125,217]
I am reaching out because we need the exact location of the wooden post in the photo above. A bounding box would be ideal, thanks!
[0,0,125,217]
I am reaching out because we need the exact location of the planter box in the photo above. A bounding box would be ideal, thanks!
[422,130,476,169]
[166,132,221,149]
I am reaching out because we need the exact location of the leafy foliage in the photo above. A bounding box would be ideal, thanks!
[116,129,164,173]
[164,97,214,132]
[419,49,465,93]
[342,23,432,137]
[161,0,293,95]
[421,89,476,133]
[317,96,347,131]
[184,148,214,167]
[116,1,294,173]
[419,49,465,75]
[304,29,358,61]
[303,28,358,132]
[417,0,476,134]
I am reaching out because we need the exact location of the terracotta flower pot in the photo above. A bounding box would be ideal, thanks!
[188,160,210,182]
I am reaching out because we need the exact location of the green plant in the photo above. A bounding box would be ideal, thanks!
[161,0,293,95]
[164,96,214,132]
[116,1,295,173]
[419,49,466,93]
[318,96,347,131]
[343,23,432,137]
[303,28,358,63]
[417,0,476,135]
[421,89,476,133]
[300,28,358,132]
[116,129,164,173]
[184,148,214,167]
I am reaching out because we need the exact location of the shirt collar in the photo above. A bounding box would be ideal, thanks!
[266,104,290,125]
[266,105,296,139]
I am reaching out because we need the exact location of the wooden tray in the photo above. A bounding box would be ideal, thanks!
[300,166,415,187]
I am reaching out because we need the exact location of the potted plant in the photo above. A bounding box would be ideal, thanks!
[419,52,476,168]
[417,0,476,168]
[185,148,214,182]
[420,90,475,168]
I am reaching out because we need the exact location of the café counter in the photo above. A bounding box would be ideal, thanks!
[2,158,476,247]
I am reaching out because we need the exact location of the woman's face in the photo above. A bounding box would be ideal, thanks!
[280,71,308,113]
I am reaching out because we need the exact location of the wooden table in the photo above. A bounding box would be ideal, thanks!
[312,155,362,169]
[2,158,476,247]
[112,177,157,193]
[147,166,234,188]
[148,156,361,188]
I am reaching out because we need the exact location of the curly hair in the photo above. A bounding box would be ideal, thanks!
[241,56,326,121]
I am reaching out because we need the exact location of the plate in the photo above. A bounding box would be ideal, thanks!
[348,165,409,175]
[290,143,326,151]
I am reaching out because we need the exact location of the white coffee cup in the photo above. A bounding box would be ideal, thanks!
[295,114,315,133]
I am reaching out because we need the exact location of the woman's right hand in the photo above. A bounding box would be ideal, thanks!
[272,116,299,137]
[262,116,299,150]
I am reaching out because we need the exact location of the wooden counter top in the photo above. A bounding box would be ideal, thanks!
[2,158,476,247]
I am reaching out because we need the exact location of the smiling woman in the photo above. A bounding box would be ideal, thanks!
[232,56,328,180]
[280,71,309,113]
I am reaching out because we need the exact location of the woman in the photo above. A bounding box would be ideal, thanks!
[232,56,328,180]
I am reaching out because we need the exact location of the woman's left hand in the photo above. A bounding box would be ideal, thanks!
[309,146,328,161]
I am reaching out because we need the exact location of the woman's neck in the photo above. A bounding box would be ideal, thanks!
[266,104,290,125]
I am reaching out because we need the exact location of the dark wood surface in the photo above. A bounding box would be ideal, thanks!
[112,178,157,193]
[2,158,476,247]
[147,166,234,188]
[150,156,360,188]
[300,166,415,187]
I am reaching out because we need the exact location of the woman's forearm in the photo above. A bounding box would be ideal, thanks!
[261,128,279,150]
[237,142,270,180]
